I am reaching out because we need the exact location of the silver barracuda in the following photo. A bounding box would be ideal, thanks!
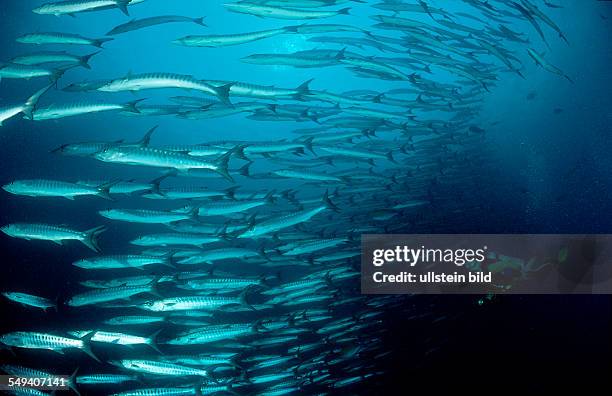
[1,292,56,311]
[1,223,105,252]
[17,32,114,47]
[2,179,116,200]
[108,15,206,35]
[33,0,134,16]
[111,359,208,377]
[174,26,296,47]
[224,3,351,19]
[73,254,174,270]
[96,73,233,104]
[0,331,99,361]
[31,100,142,120]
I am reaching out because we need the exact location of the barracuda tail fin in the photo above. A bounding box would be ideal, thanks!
[81,226,106,252]
[193,17,206,26]
[50,65,76,85]
[22,84,52,120]
[161,252,177,269]
[302,136,315,155]
[115,0,131,16]
[68,367,81,396]
[79,332,101,362]
[339,7,351,15]
[93,38,114,48]
[215,83,234,105]
[323,190,340,212]
[148,173,169,196]
[263,190,276,204]
[233,144,249,161]
[123,98,144,114]
[224,185,239,200]
[238,162,251,178]
[95,180,120,201]
[79,51,100,70]
[239,289,256,311]
[214,146,241,182]
[147,329,163,354]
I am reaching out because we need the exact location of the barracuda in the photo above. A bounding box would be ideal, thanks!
[273,169,344,183]
[177,248,260,265]
[31,100,142,120]
[283,237,348,256]
[140,295,247,312]
[162,353,239,367]
[0,331,99,361]
[294,23,365,34]
[179,277,264,291]
[97,73,233,104]
[76,374,138,385]
[224,3,351,19]
[12,51,99,69]
[174,26,295,47]
[238,193,335,239]
[104,315,166,325]
[66,280,160,307]
[2,179,115,200]
[1,223,105,252]
[67,329,161,353]
[111,359,208,377]
[94,145,235,181]
[108,15,206,35]
[0,63,67,81]
[165,323,260,345]
[262,278,325,296]
[143,185,236,200]
[33,0,134,16]
[73,254,173,270]
[197,196,271,216]
[99,207,197,224]
[1,292,56,311]
[130,233,222,247]
[241,53,341,68]
[17,32,113,47]
[110,386,200,396]
[319,146,394,162]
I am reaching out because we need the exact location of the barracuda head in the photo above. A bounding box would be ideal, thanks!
[72,258,93,269]
[130,235,156,246]
[141,300,164,311]
[94,147,127,162]
[97,209,115,219]
[1,181,18,194]
[98,77,130,92]
[0,332,22,347]
[1,224,23,237]
[31,5,48,15]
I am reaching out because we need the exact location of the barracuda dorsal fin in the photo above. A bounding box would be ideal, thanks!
[115,0,131,16]
[137,125,158,147]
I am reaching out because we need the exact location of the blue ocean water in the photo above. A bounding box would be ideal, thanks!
[0,0,611,394]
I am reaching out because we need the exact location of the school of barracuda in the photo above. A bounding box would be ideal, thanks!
[0,0,571,395]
